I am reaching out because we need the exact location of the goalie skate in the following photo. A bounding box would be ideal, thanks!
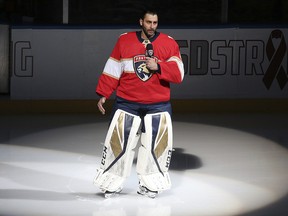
[137,185,158,199]
[104,187,123,198]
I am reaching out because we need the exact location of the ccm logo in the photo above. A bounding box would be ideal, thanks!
[101,146,108,165]
[165,150,173,168]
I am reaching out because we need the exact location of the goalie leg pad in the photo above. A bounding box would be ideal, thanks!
[94,109,141,192]
[136,112,173,192]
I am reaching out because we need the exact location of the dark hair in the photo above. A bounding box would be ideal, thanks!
[140,9,158,20]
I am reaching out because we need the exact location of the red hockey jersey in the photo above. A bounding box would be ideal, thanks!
[96,31,184,104]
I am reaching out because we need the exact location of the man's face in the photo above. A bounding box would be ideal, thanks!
[140,14,158,38]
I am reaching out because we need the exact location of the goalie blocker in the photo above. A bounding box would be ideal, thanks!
[94,109,173,194]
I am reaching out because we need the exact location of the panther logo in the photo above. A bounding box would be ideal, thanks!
[133,55,153,82]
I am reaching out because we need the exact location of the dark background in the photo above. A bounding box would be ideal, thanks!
[1,0,287,26]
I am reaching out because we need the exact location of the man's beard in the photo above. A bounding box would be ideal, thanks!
[143,27,155,39]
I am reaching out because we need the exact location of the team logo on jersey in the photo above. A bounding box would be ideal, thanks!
[133,55,153,82]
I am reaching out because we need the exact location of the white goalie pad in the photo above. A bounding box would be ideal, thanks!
[94,109,141,192]
[136,112,173,192]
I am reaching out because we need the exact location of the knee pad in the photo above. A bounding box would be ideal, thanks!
[94,109,141,192]
[136,112,173,191]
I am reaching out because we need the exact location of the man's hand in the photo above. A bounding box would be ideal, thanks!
[146,57,158,71]
[97,96,106,115]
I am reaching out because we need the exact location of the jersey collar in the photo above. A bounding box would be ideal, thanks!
[136,31,160,43]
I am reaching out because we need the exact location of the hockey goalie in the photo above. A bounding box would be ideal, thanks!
[93,9,184,198]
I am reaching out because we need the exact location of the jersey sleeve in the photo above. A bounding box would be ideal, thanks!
[157,39,184,84]
[96,37,123,98]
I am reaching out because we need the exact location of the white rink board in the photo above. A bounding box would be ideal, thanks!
[10,27,288,99]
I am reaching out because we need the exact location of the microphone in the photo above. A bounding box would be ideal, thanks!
[146,43,154,58]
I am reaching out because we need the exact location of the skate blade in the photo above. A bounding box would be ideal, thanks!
[104,188,122,198]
